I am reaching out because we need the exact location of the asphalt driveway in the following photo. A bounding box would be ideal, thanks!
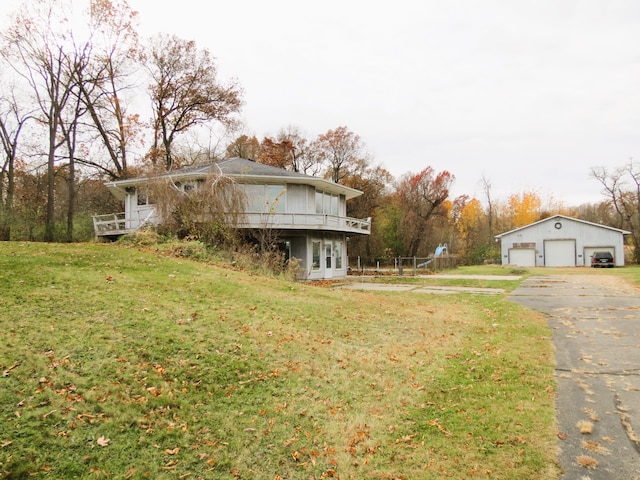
[510,275,640,479]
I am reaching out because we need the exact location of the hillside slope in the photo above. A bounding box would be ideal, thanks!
[0,242,558,479]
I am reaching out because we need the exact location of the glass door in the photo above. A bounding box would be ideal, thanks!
[325,241,333,279]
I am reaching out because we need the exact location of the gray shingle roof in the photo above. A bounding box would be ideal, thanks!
[105,157,363,200]
[147,157,320,180]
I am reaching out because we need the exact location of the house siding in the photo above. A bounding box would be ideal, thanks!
[286,184,308,214]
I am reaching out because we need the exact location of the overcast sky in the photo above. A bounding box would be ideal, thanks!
[4,1,640,206]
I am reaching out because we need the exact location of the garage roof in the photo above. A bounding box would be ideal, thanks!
[494,214,631,239]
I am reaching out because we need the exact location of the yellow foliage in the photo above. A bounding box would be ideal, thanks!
[457,198,483,240]
[508,192,541,227]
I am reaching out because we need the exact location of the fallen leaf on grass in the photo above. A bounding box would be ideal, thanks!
[163,460,179,469]
[164,447,180,455]
[147,386,162,397]
[97,436,110,447]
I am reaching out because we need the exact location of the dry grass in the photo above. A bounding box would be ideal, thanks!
[582,408,599,422]
[576,455,599,469]
[582,440,610,455]
[577,421,594,434]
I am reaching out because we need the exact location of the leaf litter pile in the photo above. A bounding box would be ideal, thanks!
[0,242,558,479]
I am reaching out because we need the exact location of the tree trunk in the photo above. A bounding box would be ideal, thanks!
[66,155,75,242]
[44,134,56,242]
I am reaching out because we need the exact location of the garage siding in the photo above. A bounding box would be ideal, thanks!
[496,215,628,267]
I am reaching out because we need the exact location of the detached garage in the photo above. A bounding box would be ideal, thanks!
[495,215,630,267]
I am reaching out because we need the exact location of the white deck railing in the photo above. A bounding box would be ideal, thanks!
[92,212,127,234]
[237,213,371,233]
[92,210,157,236]
[93,210,371,237]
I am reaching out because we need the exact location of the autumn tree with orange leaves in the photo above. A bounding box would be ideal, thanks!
[395,167,455,257]
[314,126,367,184]
[341,159,393,259]
[226,134,260,160]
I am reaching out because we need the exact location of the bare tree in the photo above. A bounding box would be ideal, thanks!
[274,125,322,175]
[0,86,33,240]
[591,161,640,263]
[74,0,141,180]
[479,174,494,241]
[144,34,243,171]
[2,0,80,241]
[58,63,87,242]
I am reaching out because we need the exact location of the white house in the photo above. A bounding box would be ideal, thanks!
[93,157,371,280]
[495,214,630,267]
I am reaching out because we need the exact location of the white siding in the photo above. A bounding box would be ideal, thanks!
[498,216,627,267]
[286,184,308,214]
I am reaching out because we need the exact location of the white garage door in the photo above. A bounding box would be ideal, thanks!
[545,239,576,267]
[508,248,536,267]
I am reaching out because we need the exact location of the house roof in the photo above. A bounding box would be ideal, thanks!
[494,214,631,238]
[105,157,364,201]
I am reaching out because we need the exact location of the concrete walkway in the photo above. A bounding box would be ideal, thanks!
[340,282,506,295]
[339,274,519,295]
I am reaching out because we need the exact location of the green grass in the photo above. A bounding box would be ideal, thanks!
[0,242,559,479]
[604,264,640,285]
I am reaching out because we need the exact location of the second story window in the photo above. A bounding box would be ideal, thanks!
[315,190,339,216]
[245,185,286,213]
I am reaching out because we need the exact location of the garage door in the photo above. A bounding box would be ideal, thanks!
[508,248,536,267]
[584,247,614,267]
[545,239,576,267]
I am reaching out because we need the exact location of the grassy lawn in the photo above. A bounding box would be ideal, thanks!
[0,242,559,479]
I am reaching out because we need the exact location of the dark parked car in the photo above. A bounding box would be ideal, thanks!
[591,251,615,268]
